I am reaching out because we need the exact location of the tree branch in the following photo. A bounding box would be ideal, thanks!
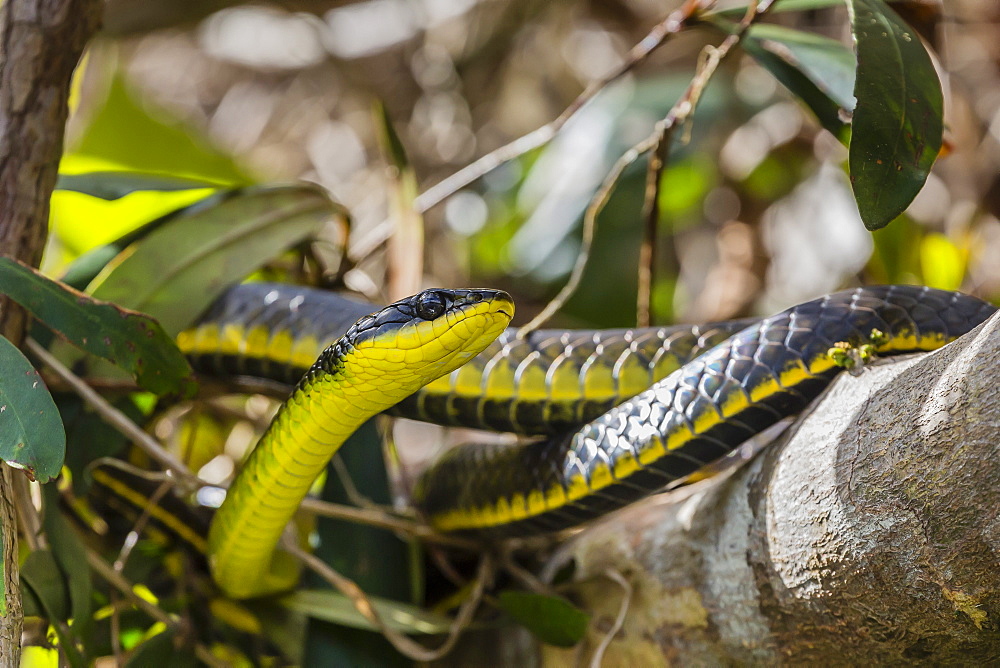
[0,0,102,663]
[539,313,1000,664]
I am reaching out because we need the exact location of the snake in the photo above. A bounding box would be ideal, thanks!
[103,283,995,598]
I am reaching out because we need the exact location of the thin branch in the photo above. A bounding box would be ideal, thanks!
[350,1,708,261]
[518,134,657,336]
[85,549,227,668]
[523,0,775,334]
[113,478,176,572]
[26,339,200,487]
[637,0,772,326]
[499,548,552,596]
[12,476,42,552]
[589,569,632,668]
[299,497,480,551]
[284,539,491,662]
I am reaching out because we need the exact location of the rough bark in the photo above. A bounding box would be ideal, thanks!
[0,0,102,663]
[534,312,1000,666]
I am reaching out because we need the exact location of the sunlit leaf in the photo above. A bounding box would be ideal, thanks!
[497,591,590,648]
[742,24,856,137]
[0,335,65,482]
[88,185,347,336]
[58,189,234,291]
[279,589,455,635]
[71,75,249,183]
[847,0,943,230]
[0,258,196,398]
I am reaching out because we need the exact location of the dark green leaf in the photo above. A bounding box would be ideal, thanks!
[55,172,221,201]
[0,334,65,482]
[42,483,93,641]
[279,589,454,635]
[0,258,196,398]
[847,0,943,230]
[88,185,347,336]
[497,591,590,648]
[21,549,86,668]
[742,24,856,138]
[21,550,69,620]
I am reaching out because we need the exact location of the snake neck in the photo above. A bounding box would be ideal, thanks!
[207,367,382,598]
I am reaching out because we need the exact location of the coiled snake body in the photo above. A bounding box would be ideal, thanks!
[174,283,994,597]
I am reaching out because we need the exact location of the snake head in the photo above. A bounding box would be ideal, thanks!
[339,288,514,390]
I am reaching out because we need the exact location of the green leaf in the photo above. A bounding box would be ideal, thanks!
[0,335,65,482]
[847,0,943,230]
[88,185,347,336]
[279,589,455,635]
[58,189,234,291]
[0,258,196,398]
[42,483,93,643]
[497,591,590,648]
[21,549,86,668]
[21,550,69,620]
[56,172,224,201]
[71,75,249,184]
[742,24,856,137]
[709,0,844,18]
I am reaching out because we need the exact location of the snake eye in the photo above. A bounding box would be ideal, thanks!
[416,292,447,320]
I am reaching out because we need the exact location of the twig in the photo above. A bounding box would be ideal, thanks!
[329,454,382,511]
[499,547,552,596]
[350,2,708,261]
[85,549,227,668]
[26,339,200,486]
[113,478,176,572]
[284,538,492,662]
[589,569,632,667]
[12,474,43,551]
[299,497,480,551]
[636,0,772,326]
[518,134,658,336]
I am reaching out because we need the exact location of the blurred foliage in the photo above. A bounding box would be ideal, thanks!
[8,0,1000,665]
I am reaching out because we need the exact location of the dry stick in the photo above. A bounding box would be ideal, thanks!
[589,569,633,668]
[284,539,492,662]
[636,0,773,326]
[25,339,198,486]
[349,3,703,261]
[12,476,42,552]
[299,498,480,550]
[518,135,657,336]
[113,479,176,572]
[85,550,227,668]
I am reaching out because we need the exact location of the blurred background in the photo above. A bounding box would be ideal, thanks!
[51,0,1000,329]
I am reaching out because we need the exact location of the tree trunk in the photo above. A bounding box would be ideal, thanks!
[535,312,1000,666]
[0,0,102,662]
